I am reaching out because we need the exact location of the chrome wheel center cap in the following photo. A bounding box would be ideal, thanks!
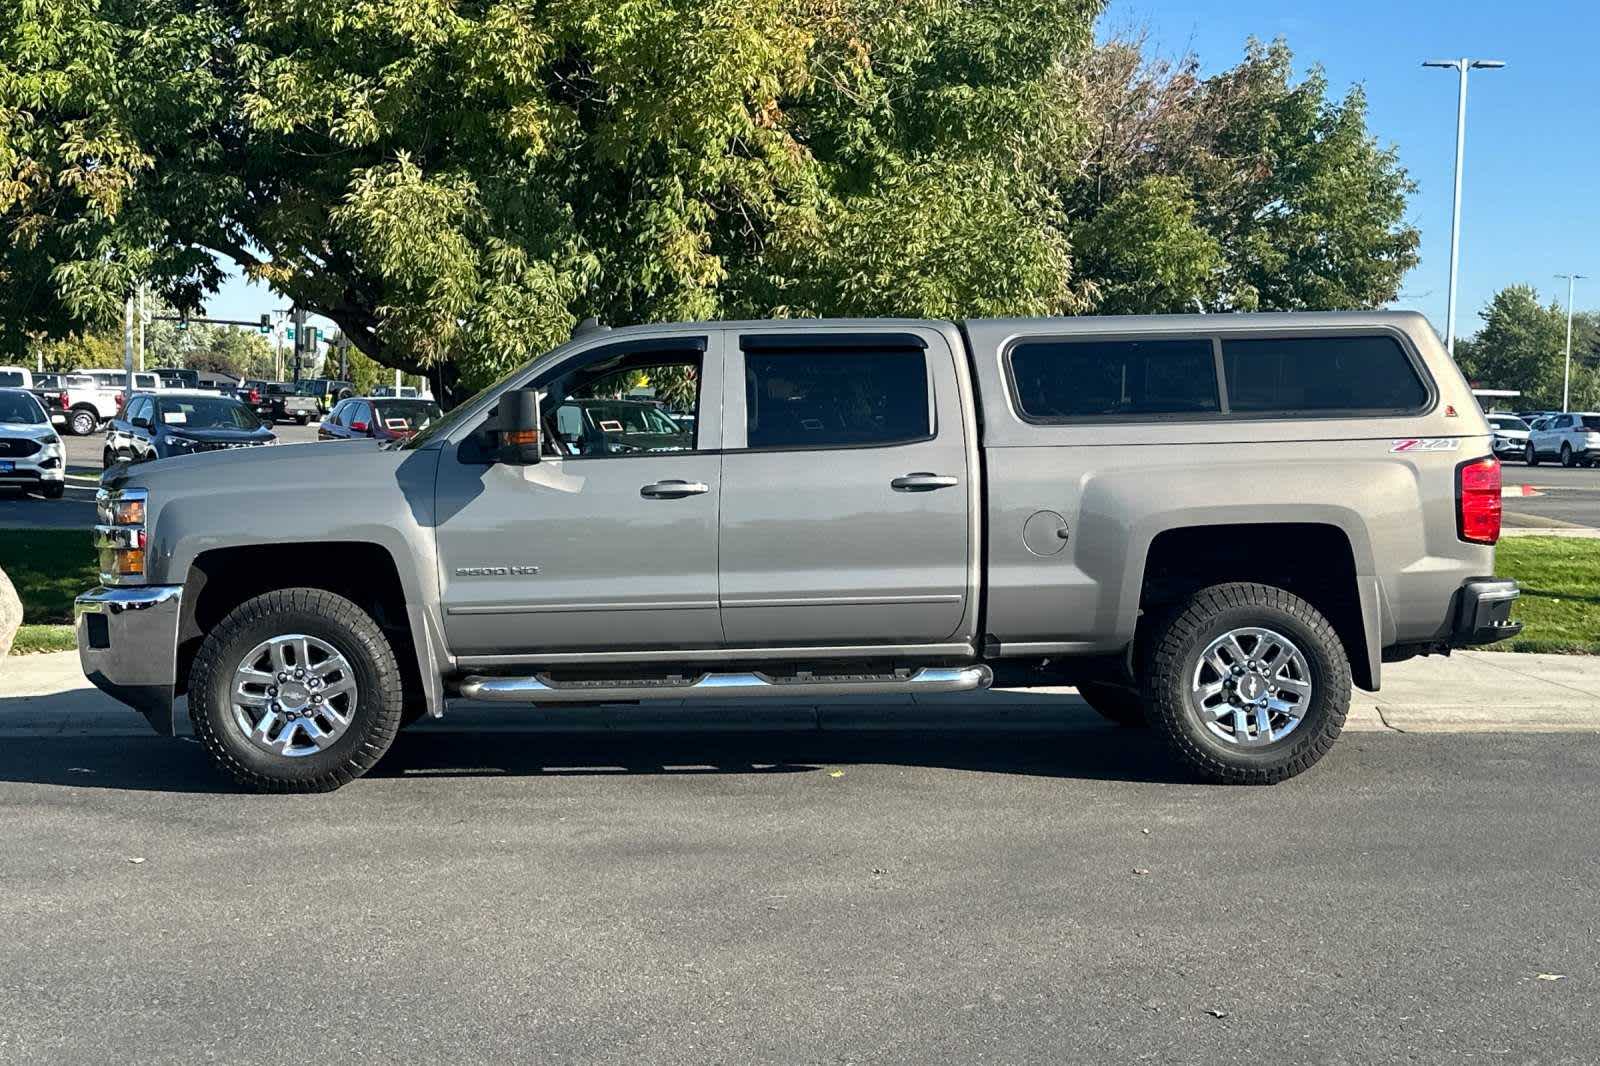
[1238,675,1267,701]
[280,681,311,708]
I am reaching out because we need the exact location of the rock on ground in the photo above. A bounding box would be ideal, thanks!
[0,565,21,661]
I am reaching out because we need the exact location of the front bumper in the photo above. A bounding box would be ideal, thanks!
[75,585,184,735]
[0,454,65,486]
[1452,577,1522,646]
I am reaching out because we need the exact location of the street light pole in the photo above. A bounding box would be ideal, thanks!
[1558,273,1588,413]
[1423,58,1505,358]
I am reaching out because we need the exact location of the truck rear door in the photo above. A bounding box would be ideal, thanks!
[717,326,974,647]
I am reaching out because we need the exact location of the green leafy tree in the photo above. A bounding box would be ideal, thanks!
[3,3,1422,399]
[1066,37,1419,313]
[1456,285,1600,410]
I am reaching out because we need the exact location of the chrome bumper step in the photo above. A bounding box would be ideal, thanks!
[457,665,993,704]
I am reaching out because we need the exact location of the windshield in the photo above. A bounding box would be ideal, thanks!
[0,390,46,425]
[1489,415,1529,431]
[374,399,442,428]
[158,396,261,431]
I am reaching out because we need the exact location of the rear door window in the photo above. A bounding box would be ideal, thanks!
[742,347,930,449]
[1220,335,1428,415]
[1007,338,1219,420]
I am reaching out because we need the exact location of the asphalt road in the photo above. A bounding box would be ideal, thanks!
[0,728,1595,1063]
[1501,461,1600,528]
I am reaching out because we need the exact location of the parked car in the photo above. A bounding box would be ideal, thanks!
[0,388,66,498]
[551,396,692,455]
[265,382,319,425]
[235,379,275,420]
[319,396,443,442]
[1524,412,1600,467]
[298,378,356,415]
[0,366,34,389]
[103,390,276,466]
[56,369,160,436]
[1486,413,1532,462]
[76,310,1521,793]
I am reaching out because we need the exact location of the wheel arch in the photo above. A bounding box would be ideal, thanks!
[1132,519,1381,692]
[175,541,443,718]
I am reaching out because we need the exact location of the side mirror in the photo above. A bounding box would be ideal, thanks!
[132,417,152,431]
[496,387,542,464]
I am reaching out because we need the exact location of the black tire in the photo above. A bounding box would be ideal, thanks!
[188,588,404,792]
[103,448,116,468]
[1142,582,1351,785]
[296,415,309,425]
[69,407,98,437]
[41,482,65,499]
[1561,443,1576,468]
[1076,681,1148,727]
[1525,442,1539,467]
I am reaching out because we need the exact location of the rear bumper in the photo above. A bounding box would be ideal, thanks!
[1452,577,1522,646]
[75,585,184,736]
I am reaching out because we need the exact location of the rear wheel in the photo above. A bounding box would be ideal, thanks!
[1561,443,1576,468]
[1142,582,1350,785]
[188,588,404,792]
[1076,681,1148,727]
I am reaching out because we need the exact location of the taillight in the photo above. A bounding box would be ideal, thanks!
[114,391,124,412]
[59,392,69,410]
[1457,456,1502,545]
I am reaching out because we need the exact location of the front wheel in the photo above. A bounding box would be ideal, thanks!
[69,408,98,437]
[1142,583,1351,785]
[1562,443,1576,468]
[1525,442,1539,467]
[40,482,65,499]
[296,415,309,425]
[188,588,404,792]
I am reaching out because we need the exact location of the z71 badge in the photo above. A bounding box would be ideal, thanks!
[1390,438,1460,453]
[455,565,540,577]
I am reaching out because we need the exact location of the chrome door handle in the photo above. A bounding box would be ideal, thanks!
[891,472,959,491]
[640,479,710,499]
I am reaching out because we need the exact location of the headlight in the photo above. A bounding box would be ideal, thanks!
[165,435,197,450]
[95,487,149,585]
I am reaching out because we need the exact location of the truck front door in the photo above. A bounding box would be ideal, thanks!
[435,333,724,657]
[716,327,974,647]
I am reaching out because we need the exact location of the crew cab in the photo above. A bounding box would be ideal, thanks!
[59,369,162,436]
[76,312,1521,792]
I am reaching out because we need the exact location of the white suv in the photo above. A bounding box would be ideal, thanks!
[1526,412,1600,468]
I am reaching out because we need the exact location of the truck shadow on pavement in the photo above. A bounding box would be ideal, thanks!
[0,693,1188,792]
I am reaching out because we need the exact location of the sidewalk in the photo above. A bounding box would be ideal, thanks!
[4,649,1598,737]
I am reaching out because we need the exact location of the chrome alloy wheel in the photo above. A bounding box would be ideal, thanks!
[230,634,359,758]
[1189,627,1313,747]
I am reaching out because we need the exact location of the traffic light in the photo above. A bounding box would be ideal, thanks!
[259,314,271,335]
[286,326,296,340]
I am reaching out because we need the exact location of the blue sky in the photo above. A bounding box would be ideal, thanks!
[208,0,1600,342]
[1101,0,1600,337]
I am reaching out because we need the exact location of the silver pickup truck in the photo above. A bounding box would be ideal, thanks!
[76,312,1521,792]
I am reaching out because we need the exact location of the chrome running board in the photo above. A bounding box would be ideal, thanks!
[457,665,992,704]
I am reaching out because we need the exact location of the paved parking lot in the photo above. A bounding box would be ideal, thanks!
[0,421,323,529]
[0,724,1596,1064]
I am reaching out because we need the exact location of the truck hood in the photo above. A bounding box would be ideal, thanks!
[106,438,382,487]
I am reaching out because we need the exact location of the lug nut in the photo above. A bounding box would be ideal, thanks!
[277,672,288,682]
[312,694,322,704]
[293,668,304,679]
[267,686,278,697]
